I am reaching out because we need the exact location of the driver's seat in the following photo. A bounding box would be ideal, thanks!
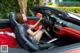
[9,12,53,51]
[9,12,40,51]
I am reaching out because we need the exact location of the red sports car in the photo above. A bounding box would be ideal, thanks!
[0,7,80,53]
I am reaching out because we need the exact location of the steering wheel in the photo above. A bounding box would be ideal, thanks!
[41,14,56,36]
[9,12,53,51]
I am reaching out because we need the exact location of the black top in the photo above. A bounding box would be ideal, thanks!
[23,24,29,31]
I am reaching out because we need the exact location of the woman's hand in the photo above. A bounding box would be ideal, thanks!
[30,17,43,29]
[29,25,35,29]
[39,17,43,21]
[38,25,42,30]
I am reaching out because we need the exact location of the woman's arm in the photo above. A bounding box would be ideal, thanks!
[27,25,42,36]
[29,18,42,29]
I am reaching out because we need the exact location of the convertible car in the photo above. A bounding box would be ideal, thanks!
[0,7,80,53]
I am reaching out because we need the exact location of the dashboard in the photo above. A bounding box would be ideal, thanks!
[50,14,80,31]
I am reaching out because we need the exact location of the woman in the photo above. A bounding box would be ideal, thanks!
[16,13,44,42]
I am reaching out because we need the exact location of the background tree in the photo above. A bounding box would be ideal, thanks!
[0,0,19,18]
[27,0,44,15]
[0,0,44,18]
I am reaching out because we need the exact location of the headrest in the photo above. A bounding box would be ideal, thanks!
[9,12,19,27]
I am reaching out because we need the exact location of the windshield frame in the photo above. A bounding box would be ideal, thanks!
[67,13,80,20]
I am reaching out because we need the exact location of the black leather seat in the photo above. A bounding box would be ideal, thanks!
[9,12,39,51]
